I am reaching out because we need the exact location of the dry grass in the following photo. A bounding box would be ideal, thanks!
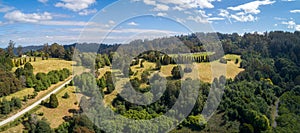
[131,61,156,80]
[97,66,111,79]
[0,77,72,121]
[103,78,128,107]
[35,86,80,128]
[12,58,75,74]
[0,88,34,101]
[157,54,244,83]
[2,123,25,133]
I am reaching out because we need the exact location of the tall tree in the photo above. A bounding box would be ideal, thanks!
[7,40,15,58]
[17,45,23,57]
[171,65,183,79]
[49,94,59,108]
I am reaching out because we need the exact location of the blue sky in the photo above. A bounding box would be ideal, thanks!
[0,0,299,47]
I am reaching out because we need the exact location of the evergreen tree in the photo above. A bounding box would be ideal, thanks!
[49,94,59,108]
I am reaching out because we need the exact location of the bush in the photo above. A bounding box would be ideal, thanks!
[184,67,192,73]
[62,92,70,99]
[219,58,227,64]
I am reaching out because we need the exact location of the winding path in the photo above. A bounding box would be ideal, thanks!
[0,78,72,127]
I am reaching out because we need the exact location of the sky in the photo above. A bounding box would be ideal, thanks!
[0,0,299,47]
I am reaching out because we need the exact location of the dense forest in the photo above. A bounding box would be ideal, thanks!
[1,31,300,132]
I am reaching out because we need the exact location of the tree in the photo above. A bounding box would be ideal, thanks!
[1,98,11,114]
[171,65,183,79]
[35,120,52,133]
[49,94,59,108]
[155,60,161,70]
[140,60,144,68]
[7,40,15,58]
[62,92,70,99]
[17,45,23,57]
[11,97,22,109]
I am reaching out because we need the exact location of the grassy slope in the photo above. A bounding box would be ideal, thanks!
[12,57,75,74]
[35,86,81,128]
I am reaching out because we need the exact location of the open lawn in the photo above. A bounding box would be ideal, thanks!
[35,86,80,128]
[12,57,75,74]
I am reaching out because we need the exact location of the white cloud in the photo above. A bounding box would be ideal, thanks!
[127,22,139,26]
[187,16,209,24]
[142,0,220,12]
[228,0,275,14]
[4,10,52,23]
[4,10,92,26]
[282,20,296,29]
[153,4,169,11]
[207,17,225,21]
[39,21,90,26]
[219,9,229,17]
[157,12,167,16]
[231,14,257,22]
[38,0,48,4]
[0,4,14,13]
[290,10,300,13]
[78,9,97,16]
[143,0,156,5]
[296,25,300,31]
[157,0,217,9]
[55,0,96,12]
[282,0,295,2]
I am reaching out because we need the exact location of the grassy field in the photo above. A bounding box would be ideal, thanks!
[103,54,243,106]
[0,76,72,121]
[12,57,75,74]
[0,88,34,101]
[35,86,80,128]
[159,54,244,82]
[97,66,111,79]
[168,52,215,58]
[131,60,156,80]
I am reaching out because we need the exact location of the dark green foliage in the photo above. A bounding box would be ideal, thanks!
[140,60,145,68]
[36,120,52,133]
[171,65,183,79]
[183,67,192,73]
[1,98,11,115]
[62,92,70,99]
[49,94,59,108]
[235,58,239,64]
[182,114,207,130]
[141,71,150,83]
[219,58,227,64]
[239,123,254,133]
[0,69,22,96]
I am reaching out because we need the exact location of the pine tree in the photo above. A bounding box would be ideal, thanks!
[49,94,59,108]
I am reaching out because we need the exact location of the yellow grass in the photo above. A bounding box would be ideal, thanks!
[2,123,25,133]
[0,88,34,101]
[12,58,75,74]
[97,66,111,79]
[35,86,80,128]
[131,61,156,80]
[0,77,72,121]
[158,54,244,83]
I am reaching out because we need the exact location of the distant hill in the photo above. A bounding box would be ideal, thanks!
[12,43,120,55]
